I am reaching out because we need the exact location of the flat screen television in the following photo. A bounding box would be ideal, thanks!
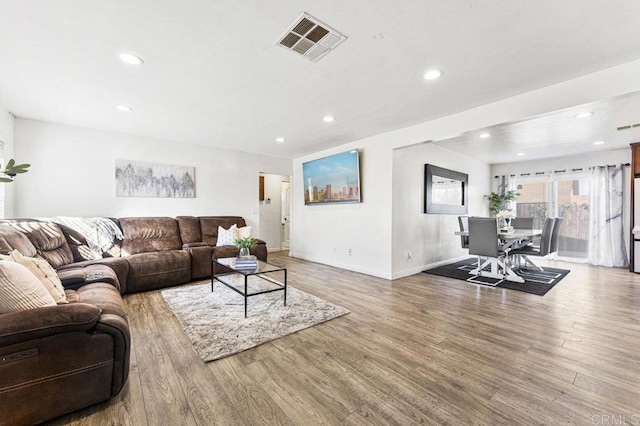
[302,149,361,205]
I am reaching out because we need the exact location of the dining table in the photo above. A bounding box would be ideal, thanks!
[455,228,543,283]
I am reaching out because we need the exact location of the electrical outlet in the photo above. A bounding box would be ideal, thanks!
[348,248,352,256]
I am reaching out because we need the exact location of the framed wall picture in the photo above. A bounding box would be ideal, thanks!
[302,150,361,205]
[115,160,195,198]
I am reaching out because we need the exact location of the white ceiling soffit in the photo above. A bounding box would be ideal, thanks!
[276,13,347,62]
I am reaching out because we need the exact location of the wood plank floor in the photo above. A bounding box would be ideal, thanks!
[49,253,640,425]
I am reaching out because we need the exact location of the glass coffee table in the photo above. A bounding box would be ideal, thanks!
[211,257,287,317]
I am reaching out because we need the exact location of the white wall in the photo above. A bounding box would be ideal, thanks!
[14,119,291,239]
[0,103,15,217]
[292,143,393,278]
[292,60,640,280]
[392,143,490,279]
[258,173,288,251]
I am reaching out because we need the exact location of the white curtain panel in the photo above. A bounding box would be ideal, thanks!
[588,165,628,267]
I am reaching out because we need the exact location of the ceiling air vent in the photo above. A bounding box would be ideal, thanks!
[276,13,347,62]
[617,122,640,131]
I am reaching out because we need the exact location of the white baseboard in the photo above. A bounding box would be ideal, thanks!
[288,252,392,280]
[391,255,470,280]
[288,252,470,281]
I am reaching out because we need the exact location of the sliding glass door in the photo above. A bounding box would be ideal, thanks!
[556,178,590,259]
[513,174,590,261]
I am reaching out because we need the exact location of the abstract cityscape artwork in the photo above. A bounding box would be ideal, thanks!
[302,149,361,205]
[115,160,195,198]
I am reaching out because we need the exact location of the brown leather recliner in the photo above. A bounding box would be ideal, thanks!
[0,223,130,425]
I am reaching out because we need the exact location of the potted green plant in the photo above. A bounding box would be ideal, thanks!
[485,190,519,215]
[0,159,30,182]
[234,236,257,258]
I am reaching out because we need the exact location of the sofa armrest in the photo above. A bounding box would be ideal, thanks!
[185,245,213,279]
[183,242,208,248]
[57,268,87,287]
[58,257,129,294]
[0,303,101,347]
[95,313,131,395]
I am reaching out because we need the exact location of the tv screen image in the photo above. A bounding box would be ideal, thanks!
[302,150,361,205]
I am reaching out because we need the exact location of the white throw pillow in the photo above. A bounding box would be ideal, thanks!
[0,261,57,314]
[8,250,67,304]
[216,224,238,246]
[237,226,252,238]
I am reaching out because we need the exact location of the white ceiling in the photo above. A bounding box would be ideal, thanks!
[1,1,640,159]
[433,91,640,164]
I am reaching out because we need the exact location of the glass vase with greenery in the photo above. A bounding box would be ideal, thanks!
[234,237,257,258]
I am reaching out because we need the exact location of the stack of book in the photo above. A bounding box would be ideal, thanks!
[234,255,257,270]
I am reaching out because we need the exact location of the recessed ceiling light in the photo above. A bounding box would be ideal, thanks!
[516,152,525,157]
[423,69,442,80]
[479,133,490,139]
[593,140,605,145]
[323,115,334,123]
[574,111,593,119]
[116,105,133,112]
[275,137,285,143]
[119,53,144,65]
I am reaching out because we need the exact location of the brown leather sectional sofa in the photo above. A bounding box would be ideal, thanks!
[0,215,266,425]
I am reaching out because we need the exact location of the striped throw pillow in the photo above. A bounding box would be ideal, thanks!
[8,250,67,304]
[0,261,56,314]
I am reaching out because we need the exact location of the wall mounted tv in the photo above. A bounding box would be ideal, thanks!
[303,149,361,205]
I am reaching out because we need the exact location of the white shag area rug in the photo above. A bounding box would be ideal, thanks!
[161,281,349,362]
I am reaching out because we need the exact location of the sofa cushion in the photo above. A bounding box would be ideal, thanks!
[176,216,202,244]
[125,250,191,293]
[120,217,182,255]
[56,223,101,262]
[5,221,74,269]
[0,223,37,257]
[73,282,127,318]
[0,261,56,313]
[8,249,67,304]
[199,216,247,246]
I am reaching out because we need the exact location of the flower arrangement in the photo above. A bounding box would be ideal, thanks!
[495,210,514,220]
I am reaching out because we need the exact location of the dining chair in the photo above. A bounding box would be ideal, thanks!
[468,217,506,280]
[458,216,469,249]
[549,217,563,254]
[510,216,535,251]
[511,217,534,229]
[509,217,554,270]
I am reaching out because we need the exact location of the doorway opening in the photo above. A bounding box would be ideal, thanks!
[258,173,291,252]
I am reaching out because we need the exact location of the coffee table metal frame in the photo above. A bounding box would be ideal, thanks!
[211,257,287,317]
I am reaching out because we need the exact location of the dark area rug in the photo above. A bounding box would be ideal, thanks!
[423,258,570,296]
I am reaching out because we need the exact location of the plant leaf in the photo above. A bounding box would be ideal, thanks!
[5,159,15,169]
[0,177,14,182]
